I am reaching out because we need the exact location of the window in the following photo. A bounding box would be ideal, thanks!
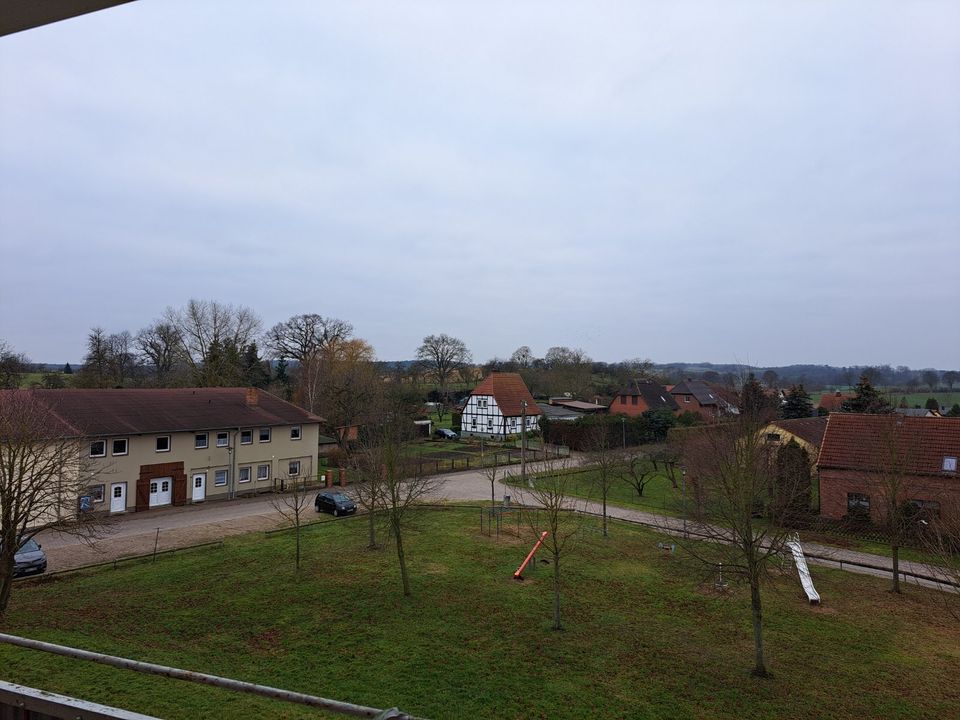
[766,433,782,442]
[631,395,638,406]
[89,440,106,458]
[194,476,203,489]
[470,418,477,428]
[288,460,301,477]
[259,427,271,443]
[155,436,171,452]
[112,438,128,456]
[620,395,627,404]
[89,484,105,503]
[239,466,251,483]
[161,480,169,493]
[257,464,270,481]
[150,482,158,494]
[684,396,691,403]
[195,433,208,449]
[290,425,301,441]
[908,499,941,519]
[847,493,870,519]
[214,470,228,486]
[240,430,253,445]
[944,456,958,473]
[216,432,229,448]
[113,485,123,499]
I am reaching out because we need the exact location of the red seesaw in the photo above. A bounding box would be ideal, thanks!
[514,531,548,580]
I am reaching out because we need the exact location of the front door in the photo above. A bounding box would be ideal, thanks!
[110,482,127,513]
[192,472,206,503]
[149,477,173,508]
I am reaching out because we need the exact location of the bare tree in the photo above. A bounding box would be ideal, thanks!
[164,299,261,386]
[921,369,940,393]
[415,334,471,421]
[0,342,28,389]
[312,338,379,441]
[0,390,102,616]
[480,442,502,509]
[674,413,804,677]
[517,462,583,630]
[265,314,354,413]
[620,448,657,498]
[269,474,313,571]
[585,420,617,537]
[510,346,534,369]
[362,385,444,596]
[136,321,182,386]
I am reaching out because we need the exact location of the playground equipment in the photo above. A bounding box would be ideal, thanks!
[514,531,548,580]
[786,533,821,605]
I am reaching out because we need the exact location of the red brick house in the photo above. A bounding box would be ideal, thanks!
[817,414,960,522]
[669,379,739,422]
[608,379,678,417]
[818,391,853,413]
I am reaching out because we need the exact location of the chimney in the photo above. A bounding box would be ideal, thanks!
[245,388,259,407]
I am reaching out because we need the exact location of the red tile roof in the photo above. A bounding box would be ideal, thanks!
[470,373,540,417]
[818,413,960,477]
[0,388,322,438]
[818,392,853,411]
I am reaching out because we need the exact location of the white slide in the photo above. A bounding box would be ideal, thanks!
[786,534,821,605]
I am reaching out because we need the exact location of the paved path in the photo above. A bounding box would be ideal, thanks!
[33,455,957,593]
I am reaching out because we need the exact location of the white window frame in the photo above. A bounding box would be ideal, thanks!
[155,436,171,453]
[288,460,301,477]
[240,430,253,445]
[89,484,105,503]
[238,466,252,484]
[257,464,270,481]
[944,456,958,473]
[214,469,228,486]
[89,440,106,458]
[216,432,229,448]
[259,427,271,443]
[290,425,301,441]
[195,433,209,449]
[111,438,128,456]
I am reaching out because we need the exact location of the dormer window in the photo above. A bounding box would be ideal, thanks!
[944,456,958,473]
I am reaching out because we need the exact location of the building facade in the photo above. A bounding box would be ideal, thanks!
[25,388,321,514]
[461,372,540,439]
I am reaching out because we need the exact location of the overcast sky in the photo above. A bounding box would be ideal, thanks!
[1,1,958,369]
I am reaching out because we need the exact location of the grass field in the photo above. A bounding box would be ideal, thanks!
[2,509,958,719]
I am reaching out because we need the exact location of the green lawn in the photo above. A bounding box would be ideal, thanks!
[2,509,957,719]
[508,465,683,516]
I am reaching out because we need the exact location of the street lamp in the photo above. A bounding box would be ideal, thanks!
[681,467,687,537]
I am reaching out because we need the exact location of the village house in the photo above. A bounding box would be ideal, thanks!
[461,372,540,439]
[13,387,321,514]
[608,379,679,417]
[760,416,828,459]
[817,413,960,523]
[668,379,739,421]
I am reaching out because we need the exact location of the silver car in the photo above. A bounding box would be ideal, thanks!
[14,538,47,577]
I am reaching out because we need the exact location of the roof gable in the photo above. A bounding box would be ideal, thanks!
[615,379,679,412]
[768,417,828,449]
[470,373,540,417]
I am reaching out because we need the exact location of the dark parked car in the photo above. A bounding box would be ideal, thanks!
[315,491,357,517]
[13,538,47,578]
[434,428,459,439]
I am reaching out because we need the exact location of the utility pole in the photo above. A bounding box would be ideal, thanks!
[520,400,527,486]
[621,416,626,449]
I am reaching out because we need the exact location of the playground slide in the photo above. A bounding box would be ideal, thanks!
[786,536,820,606]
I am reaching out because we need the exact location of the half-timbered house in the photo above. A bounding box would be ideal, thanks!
[461,373,540,439]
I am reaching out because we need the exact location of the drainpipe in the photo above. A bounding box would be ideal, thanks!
[229,428,239,500]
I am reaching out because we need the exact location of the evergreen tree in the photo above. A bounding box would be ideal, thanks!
[241,343,271,389]
[841,374,893,414]
[947,404,960,418]
[924,397,940,411]
[62,363,73,375]
[739,373,774,420]
[773,440,812,522]
[274,357,292,400]
[780,384,814,419]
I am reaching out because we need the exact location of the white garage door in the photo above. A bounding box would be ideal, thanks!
[149,477,172,508]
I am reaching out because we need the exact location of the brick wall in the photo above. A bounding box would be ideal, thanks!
[819,468,959,522]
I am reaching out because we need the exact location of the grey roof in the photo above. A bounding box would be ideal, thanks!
[616,379,679,412]
[537,403,583,421]
[669,379,720,406]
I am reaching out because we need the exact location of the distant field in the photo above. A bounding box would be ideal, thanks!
[2,509,958,719]
[811,390,958,409]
